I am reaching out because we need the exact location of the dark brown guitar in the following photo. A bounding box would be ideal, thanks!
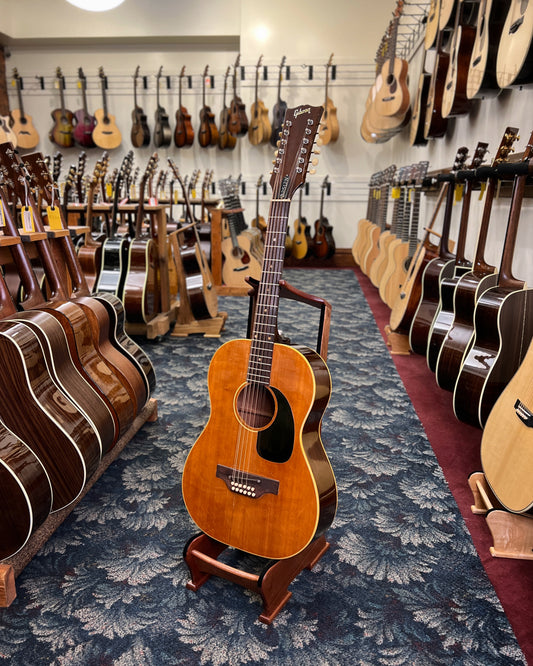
[228,54,249,136]
[130,65,150,148]
[312,176,335,259]
[218,66,237,151]
[154,66,171,148]
[174,66,194,148]
[198,65,218,147]
[49,67,74,148]
[270,56,288,147]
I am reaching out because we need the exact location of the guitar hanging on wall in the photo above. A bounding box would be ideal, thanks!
[10,68,40,149]
[93,66,122,150]
[153,66,171,148]
[130,65,150,148]
[270,56,288,147]
[182,103,337,560]
[318,54,339,145]
[49,67,74,148]
[174,66,194,148]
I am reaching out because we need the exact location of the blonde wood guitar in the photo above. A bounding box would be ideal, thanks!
[496,0,533,88]
[92,66,122,150]
[10,68,39,149]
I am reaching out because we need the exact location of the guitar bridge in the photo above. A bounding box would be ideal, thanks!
[216,464,279,499]
[514,399,533,428]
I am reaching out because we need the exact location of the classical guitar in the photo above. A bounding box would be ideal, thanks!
[318,54,339,145]
[373,3,410,120]
[270,56,288,147]
[453,130,533,428]
[93,66,122,149]
[424,29,449,139]
[174,66,194,148]
[291,187,312,260]
[218,66,237,151]
[168,159,218,320]
[248,54,271,146]
[496,1,533,88]
[49,67,74,148]
[408,146,469,355]
[481,335,533,512]
[182,103,337,560]
[466,0,509,99]
[436,127,519,392]
[198,65,219,147]
[130,65,150,148]
[440,0,476,118]
[72,67,96,148]
[426,141,489,372]
[10,68,39,149]
[229,54,249,136]
[312,176,335,259]
[154,66,171,148]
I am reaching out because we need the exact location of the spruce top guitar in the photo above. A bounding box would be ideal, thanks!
[154,66,171,148]
[248,54,271,146]
[130,65,150,148]
[10,68,40,149]
[496,1,533,88]
[318,54,339,145]
[270,56,288,147]
[93,66,122,150]
[72,67,96,148]
[182,103,337,560]
[49,67,74,148]
[174,66,194,148]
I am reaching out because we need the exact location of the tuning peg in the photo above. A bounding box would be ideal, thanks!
[316,138,323,147]
[309,168,316,175]
[311,158,319,166]
[313,148,321,155]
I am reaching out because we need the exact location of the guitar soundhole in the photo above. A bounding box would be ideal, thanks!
[236,383,276,429]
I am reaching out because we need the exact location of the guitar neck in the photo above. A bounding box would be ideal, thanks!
[498,173,527,289]
[473,176,497,273]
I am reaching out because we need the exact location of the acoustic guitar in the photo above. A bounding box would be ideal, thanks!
[182,103,337,560]
[318,54,339,145]
[218,66,237,151]
[360,165,396,276]
[352,171,380,265]
[72,67,96,148]
[198,65,218,147]
[496,1,533,88]
[229,54,249,136]
[312,176,335,259]
[291,187,312,260]
[453,130,533,428]
[93,66,122,150]
[154,66,171,148]
[409,66,430,147]
[10,68,40,149]
[436,127,519,392]
[130,65,150,148]
[248,55,271,145]
[49,67,74,148]
[424,29,449,139]
[424,0,441,49]
[251,174,267,239]
[174,66,194,148]
[270,56,288,147]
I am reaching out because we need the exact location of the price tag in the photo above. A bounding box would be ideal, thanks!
[0,202,6,227]
[454,183,464,203]
[391,186,401,199]
[21,206,34,232]
[130,184,137,199]
[46,205,63,230]
[148,196,158,206]
[408,188,414,203]
[106,183,113,198]
[173,189,179,204]
[479,182,486,200]
[191,188,197,199]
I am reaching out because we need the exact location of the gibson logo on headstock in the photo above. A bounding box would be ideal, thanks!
[293,106,311,118]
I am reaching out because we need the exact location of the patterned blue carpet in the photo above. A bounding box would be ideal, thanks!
[0,268,525,665]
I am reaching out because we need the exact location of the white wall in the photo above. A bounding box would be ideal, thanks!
[2,0,394,250]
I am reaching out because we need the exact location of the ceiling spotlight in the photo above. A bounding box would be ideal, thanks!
[66,0,126,12]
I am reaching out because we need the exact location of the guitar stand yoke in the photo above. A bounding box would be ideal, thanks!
[468,471,533,560]
[384,324,411,355]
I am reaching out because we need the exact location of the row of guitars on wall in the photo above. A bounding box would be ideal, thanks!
[0,141,157,563]
[354,126,533,512]
[3,54,339,152]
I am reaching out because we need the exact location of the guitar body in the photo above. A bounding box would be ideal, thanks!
[436,270,499,391]
[454,287,533,428]
[96,237,130,300]
[312,218,335,259]
[270,101,287,147]
[0,115,17,146]
[319,98,339,144]
[174,106,194,147]
[409,257,456,355]
[425,0,441,49]
[182,338,336,560]
[154,108,172,148]
[467,0,509,98]
[73,109,96,148]
[198,107,218,147]
[122,238,160,324]
[360,223,381,275]
[481,336,533,512]
[221,235,262,287]
[130,107,150,148]
[292,218,311,260]
[441,23,476,117]
[424,51,449,139]
[409,72,430,146]
[78,241,102,294]
[370,230,395,288]
[218,107,237,150]
[248,100,271,145]
[497,1,533,88]
[10,109,39,149]
[229,96,248,136]
[92,109,122,149]
[380,239,410,307]
[49,108,74,147]
[352,219,372,265]
[373,58,410,118]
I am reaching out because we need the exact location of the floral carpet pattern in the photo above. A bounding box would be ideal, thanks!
[0,268,525,665]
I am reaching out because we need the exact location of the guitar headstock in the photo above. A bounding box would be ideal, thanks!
[98,66,106,82]
[415,160,429,185]
[156,65,163,81]
[452,146,469,172]
[493,127,520,165]
[269,104,323,200]
[469,142,489,169]
[256,55,263,69]
[55,67,64,85]
[78,67,86,87]
[133,65,140,80]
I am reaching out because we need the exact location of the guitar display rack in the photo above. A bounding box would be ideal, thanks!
[209,206,250,296]
[468,471,533,561]
[183,280,332,623]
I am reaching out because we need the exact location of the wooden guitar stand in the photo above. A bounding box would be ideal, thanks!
[182,279,333,623]
[384,325,411,355]
[468,471,533,560]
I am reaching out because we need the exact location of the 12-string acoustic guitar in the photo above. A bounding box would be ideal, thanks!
[182,104,337,560]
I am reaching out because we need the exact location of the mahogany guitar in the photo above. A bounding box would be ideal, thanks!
[130,65,150,148]
[426,141,489,372]
[436,127,520,392]
[248,55,271,146]
[409,66,430,146]
[93,66,122,150]
[49,67,74,148]
[291,187,312,260]
[182,104,337,560]
[453,131,533,428]
[154,66,171,148]
[10,68,39,149]
[496,1,533,88]
[174,66,194,148]
[424,29,449,139]
[72,67,96,148]
[218,67,237,151]
[270,56,288,147]
[318,54,339,145]
[198,65,218,147]
[408,146,469,355]
[312,176,335,259]
[228,54,249,136]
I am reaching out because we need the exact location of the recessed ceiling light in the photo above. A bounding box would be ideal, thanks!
[66,0,126,12]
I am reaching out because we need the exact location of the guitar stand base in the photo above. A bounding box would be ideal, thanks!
[468,471,533,560]
[183,532,330,624]
[384,325,411,355]
[171,311,228,338]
